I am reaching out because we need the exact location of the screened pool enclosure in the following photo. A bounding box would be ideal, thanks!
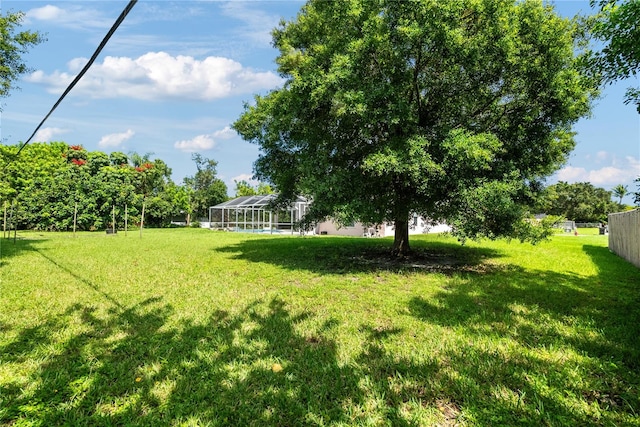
[209,195,311,233]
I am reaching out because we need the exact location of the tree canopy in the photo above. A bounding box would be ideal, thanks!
[534,181,616,223]
[588,0,640,112]
[0,142,224,231]
[0,11,45,106]
[234,0,598,254]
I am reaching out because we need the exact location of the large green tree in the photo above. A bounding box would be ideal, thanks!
[588,0,640,112]
[234,0,597,254]
[0,11,45,105]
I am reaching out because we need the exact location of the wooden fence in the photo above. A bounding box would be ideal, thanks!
[608,209,640,268]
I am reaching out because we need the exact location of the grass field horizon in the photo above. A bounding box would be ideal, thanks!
[1,229,639,426]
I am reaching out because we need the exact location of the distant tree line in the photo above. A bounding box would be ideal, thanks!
[0,142,231,231]
[533,181,634,223]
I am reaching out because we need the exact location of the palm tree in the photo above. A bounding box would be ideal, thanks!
[612,184,628,205]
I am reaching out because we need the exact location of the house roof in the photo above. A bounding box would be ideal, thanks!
[210,194,309,210]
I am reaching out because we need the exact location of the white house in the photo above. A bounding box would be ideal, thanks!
[209,195,451,236]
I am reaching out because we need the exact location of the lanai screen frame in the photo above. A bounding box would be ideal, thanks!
[209,194,310,233]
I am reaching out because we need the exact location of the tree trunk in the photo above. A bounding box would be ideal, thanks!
[392,218,411,256]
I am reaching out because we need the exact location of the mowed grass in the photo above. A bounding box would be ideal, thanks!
[1,229,638,426]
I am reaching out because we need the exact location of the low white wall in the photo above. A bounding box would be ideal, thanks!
[316,221,367,237]
[382,221,451,236]
[608,209,640,268]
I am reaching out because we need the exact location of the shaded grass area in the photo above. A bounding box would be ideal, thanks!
[1,229,639,426]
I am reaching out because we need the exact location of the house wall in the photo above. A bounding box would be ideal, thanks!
[315,221,369,237]
[381,220,451,236]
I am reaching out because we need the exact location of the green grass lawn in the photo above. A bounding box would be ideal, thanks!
[1,229,638,426]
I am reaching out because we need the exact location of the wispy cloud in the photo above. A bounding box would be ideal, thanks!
[219,2,282,47]
[26,52,283,101]
[25,4,113,30]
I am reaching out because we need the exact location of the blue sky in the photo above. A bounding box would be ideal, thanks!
[1,0,639,203]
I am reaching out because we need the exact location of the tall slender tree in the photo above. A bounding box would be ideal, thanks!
[612,184,628,205]
[183,154,227,221]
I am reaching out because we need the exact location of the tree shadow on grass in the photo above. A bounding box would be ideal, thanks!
[4,237,639,425]
[213,236,503,274]
[405,245,640,425]
[0,235,45,266]
[0,297,373,426]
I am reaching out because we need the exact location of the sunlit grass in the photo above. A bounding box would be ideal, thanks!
[1,229,638,426]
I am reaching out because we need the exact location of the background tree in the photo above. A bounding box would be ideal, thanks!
[0,11,45,104]
[1,143,188,231]
[234,0,597,255]
[183,154,228,221]
[587,0,640,112]
[612,183,628,205]
[164,183,192,224]
[109,151,129,167]
[234,180,257,197]
[256,182,275,195]
[535,181,615,223]
[132,156,175,229]
[634,177,640,206]
[233,180,275,197]
[0,141,68,205]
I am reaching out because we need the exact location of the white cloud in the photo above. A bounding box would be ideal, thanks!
[212,126,236,140]
[174,125,239,152]
[33,127,68,142]
[556,166,589,182]
[175,135,216,152]
[25,5,112,30]
[555,156,640,186]
[98,129,135,148]
[26,52,283,101]
[27,5,64,20]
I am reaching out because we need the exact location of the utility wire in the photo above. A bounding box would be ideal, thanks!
[6,0,138,164]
